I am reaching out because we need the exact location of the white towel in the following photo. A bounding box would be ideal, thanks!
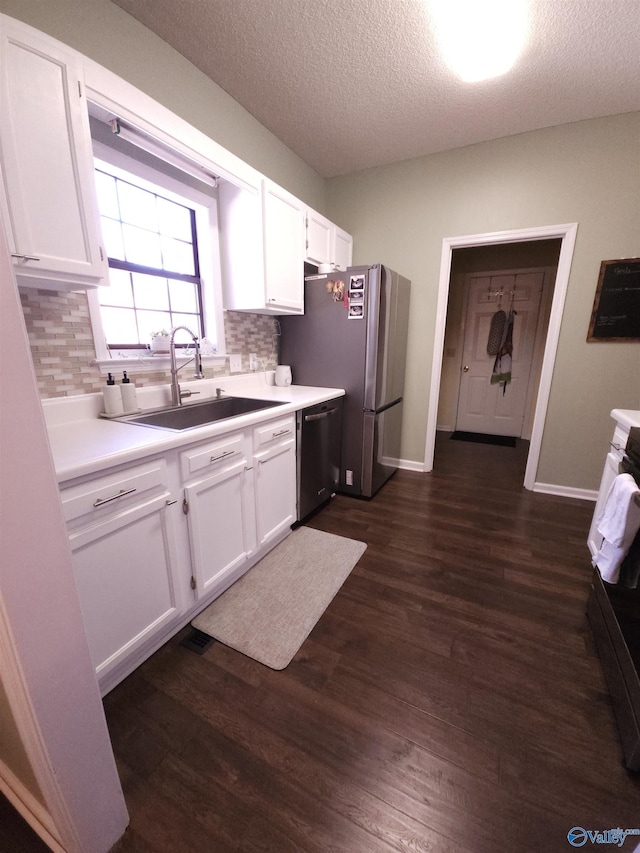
[594,473,640,583]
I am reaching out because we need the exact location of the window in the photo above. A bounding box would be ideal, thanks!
[95,165,204,348]
[88,138,224,366]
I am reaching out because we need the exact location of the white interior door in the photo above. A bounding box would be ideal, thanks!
[455,271,543,436]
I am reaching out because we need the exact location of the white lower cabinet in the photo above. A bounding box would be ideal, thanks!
[181,430,257,599]
[253,416,296,547]
[62,458,183,684]
[61,413,297,692]
[182,416,296,597]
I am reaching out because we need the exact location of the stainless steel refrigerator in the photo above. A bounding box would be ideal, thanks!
[279,264,411,498]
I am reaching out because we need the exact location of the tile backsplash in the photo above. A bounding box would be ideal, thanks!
[20,288,281,398]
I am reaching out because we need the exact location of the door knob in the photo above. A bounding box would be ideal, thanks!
[462,365,470,372]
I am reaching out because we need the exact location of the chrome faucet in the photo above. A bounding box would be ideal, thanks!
[169,325,204,406]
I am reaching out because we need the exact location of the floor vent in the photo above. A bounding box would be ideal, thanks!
[180,628,216,655]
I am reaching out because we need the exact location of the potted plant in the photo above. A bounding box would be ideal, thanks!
[150,329,171,353]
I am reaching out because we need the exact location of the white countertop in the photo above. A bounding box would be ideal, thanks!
[44,372,344,483]
[611,409,640,431]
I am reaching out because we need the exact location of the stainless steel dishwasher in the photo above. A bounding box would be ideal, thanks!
[296,398,344,521]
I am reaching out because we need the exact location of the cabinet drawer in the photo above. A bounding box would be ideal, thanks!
[253,415,296,450]
[180,431,247,480]
[61,458,167,524]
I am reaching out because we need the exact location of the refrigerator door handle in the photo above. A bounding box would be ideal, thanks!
[365,396,403,415]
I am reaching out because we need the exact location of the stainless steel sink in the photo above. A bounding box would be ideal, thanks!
[114,396,287,431]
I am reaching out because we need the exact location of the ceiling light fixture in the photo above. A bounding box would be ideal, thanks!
[429,0,530,83]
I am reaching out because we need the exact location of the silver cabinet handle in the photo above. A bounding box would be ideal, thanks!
[210,449,235,463]
[11,253,40,262]
[166,499,178,506]
[93,487,137,508]
[272,429,291,438]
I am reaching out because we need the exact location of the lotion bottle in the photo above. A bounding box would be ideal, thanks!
[103,372,124,416]
[120,370,138,413]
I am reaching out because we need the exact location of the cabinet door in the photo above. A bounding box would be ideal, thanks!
[0,18,105,289]
[306,209,333,266]
[69,495,182,681]
[218,180,265,312]
[254,437,296,548]
[185,458,256,598]
[262,180,305,312]
[334,226,353,271]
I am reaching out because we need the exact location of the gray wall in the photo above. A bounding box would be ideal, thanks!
[0,0,326,211]
[2,1,639,491]
[327,114,640,490]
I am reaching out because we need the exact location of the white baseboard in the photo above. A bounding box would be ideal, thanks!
[396,458,426,473]
[384,463,599,499]
[533,482,598,501]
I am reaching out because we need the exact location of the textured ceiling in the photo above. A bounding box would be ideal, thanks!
[111,0,640,178]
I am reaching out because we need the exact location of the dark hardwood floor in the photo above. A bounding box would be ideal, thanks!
[4,433,640,851]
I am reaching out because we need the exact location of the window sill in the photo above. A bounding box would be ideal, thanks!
[94,352,227,375]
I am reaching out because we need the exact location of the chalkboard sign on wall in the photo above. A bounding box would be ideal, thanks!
[587,258,640,342]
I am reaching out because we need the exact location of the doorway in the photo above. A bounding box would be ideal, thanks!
[423,223,578,490]
[454,269,546,437]
[453,264,553,438]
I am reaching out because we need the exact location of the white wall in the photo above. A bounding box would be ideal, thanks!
[327,114,640,490]
[0,226,128,849]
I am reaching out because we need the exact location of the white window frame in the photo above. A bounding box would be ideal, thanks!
[88,139,226,374]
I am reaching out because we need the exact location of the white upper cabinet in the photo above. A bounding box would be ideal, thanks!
[0,17,106,290]
[219,179,306,315]
[334,225,353,271]
[262,180,306,312]
[305,207,353,271]
[220,184,355,313]
[306,209,333,266]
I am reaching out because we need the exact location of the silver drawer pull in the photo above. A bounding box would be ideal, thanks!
[272,429,291,438]
[93,487,137,508]
[11,253,40,262]
[210,449,235,463]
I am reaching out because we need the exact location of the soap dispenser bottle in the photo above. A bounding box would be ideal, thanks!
[103,372,124,416]
[120,371,138,414]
